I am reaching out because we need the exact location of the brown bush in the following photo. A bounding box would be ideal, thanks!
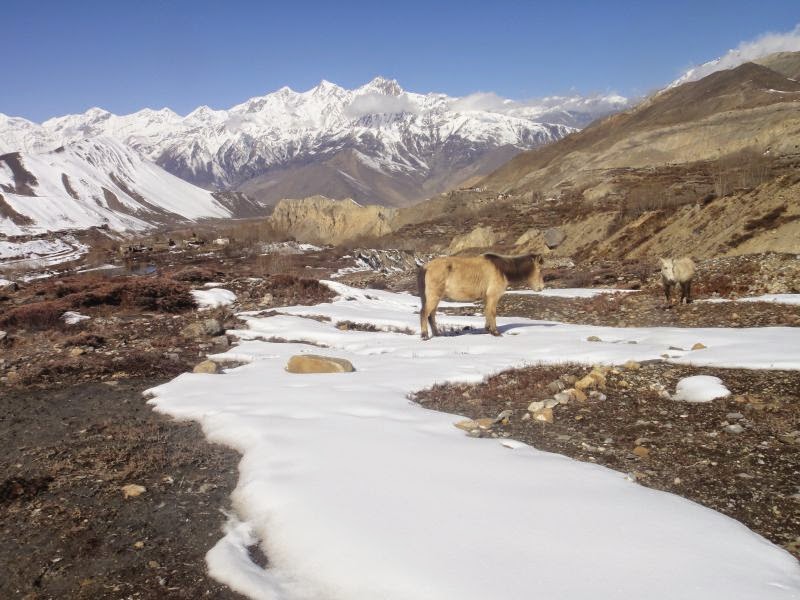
[63,332,106,348]
[170,267,218,283]
[0,300,69,330]
[1,277,195,331]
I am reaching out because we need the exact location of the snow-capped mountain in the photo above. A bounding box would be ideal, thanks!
[0,137,258,235]
[0,78,627,207]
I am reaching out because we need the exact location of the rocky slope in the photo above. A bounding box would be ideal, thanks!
[0,79,628,207]
[363,53,800,259]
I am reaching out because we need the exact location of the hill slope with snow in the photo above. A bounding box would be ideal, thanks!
[0,79,628,207]
[0,138,254,235]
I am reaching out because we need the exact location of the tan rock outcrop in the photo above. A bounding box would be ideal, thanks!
[269,196,397,246]
[447,226,498,254]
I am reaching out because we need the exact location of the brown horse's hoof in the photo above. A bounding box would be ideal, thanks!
[421,334,430,341]
[489,330,502,337]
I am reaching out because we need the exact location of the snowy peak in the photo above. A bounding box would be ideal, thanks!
[0,78,629,207]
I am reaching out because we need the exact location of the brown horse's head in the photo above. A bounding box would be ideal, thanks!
[527,253,545,291]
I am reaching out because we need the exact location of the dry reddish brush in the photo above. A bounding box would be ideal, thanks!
[1,277,195,331]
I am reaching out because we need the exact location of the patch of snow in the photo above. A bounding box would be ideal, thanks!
[147,282,800,600]
[192,288,236,309]
[508,288,638,298]
[261,241,324,255]
[0,277,14,288]
[672,375,731,403]
[61,311,90,325]
[701,294,800,306]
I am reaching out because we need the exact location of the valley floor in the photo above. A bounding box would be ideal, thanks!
[1,245,798,598]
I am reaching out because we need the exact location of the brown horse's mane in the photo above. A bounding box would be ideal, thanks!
[483,253,538,283]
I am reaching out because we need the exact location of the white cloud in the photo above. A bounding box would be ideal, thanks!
[673,24,800,86]
[448,92,511,112]
[345,93,420,118]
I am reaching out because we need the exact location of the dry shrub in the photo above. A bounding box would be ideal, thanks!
[1,277,194,331]
[261,273,334,306]
[63,332,106,348]
[0,301,68,330]
[170,266,218,283]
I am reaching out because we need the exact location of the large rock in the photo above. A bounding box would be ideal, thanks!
[181,318,223,338]
[268,196,398,246]
[193,360,220,374]
[286,354,355,374]
[543,227,566,249]
[447,226,498,254]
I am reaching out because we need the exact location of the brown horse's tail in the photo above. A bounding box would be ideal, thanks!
[417,265,427,312]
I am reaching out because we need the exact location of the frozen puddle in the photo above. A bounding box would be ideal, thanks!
[147,282,800,600]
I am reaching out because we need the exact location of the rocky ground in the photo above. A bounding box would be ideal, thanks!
[413,362,800,560]
[1,244,798,595]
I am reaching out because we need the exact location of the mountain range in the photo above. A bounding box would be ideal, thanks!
[0,78,628,218]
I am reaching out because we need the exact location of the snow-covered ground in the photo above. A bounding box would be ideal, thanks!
[508,287,637,298]
[191,288,237,309]
[0,236,88,267]
[147,283,800,600]
[701,294,800,305]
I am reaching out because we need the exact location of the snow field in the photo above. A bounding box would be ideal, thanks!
[147,283,800,600]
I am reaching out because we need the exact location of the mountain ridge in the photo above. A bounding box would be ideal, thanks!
[0,78,628,207]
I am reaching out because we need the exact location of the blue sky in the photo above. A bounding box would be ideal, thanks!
[4,0,799,121]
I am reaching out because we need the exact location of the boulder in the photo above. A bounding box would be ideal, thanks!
[193,360,220,374]
[543,227,566,249]
[447,226,498,254]
[181,318,223,338]
[286,354,355,374]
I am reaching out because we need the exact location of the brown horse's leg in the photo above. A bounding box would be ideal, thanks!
[485,293,501,336]
[685,281,692,304]
[428,299,441,337]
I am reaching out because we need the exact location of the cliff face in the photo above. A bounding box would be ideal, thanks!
[268,196,398,246]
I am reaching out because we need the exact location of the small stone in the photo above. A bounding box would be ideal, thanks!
[122,484,146,499]
[533,407,553,423]
[726,412,744,420]
[527,400,546,413]
[587,335,601,342]
[588,390,607,401]
[475,417,496,430]
[193,360,219,374]
[69,347,85,357]
[454,419,478,431]
[553,391,572,404]
[133,541,145,549]
[673,477,682,485]
[570,387,588,403]
[493,409,513,424]
[623,360,640,371]
[574,375,596,391]
[547,380,566,394]
[632,446,650,458]
[148,560,160,569]
[286,354,355,374]
[544,398,561,408]
[725,424,745,434]
[560,374,578,385]
[691,342,707,351]
[521,412,531,421]
[668,346,685,351]
[211,335,230,349]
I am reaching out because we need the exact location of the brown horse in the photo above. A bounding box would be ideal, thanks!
[417,252,545,339]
